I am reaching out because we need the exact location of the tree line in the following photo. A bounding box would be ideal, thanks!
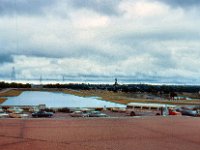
[43,83,200,94]
[1,81,200,94]
[0,82,31,89]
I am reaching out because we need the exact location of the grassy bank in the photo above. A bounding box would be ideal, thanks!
[0,89,23,104]
[0,88,199,106]
[62,89,200,105]
[0,98,6,104]
[0,89,23,97]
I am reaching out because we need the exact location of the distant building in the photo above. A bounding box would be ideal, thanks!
[31,84,43,89]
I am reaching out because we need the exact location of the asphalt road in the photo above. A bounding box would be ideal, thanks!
[0,116,200,150]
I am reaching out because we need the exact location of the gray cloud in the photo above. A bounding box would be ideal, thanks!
[114,31,200,44]
[0,0,200,83]
[70,0,121,15]
[0,0,55,16]
[0,54,13,64]
[0,0,121,16]
[158,0,200,8]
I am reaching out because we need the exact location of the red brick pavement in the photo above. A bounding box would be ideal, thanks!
[0,117,200,150]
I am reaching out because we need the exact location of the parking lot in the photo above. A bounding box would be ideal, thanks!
[0,116,200,150]
[0,108,128,119]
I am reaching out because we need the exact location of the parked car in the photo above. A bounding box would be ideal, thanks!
[9,113,29,118]
[111,107,126,113]
[0,107,7,117]
[0,107,4,113]
[29,106,40,113]
[0,112,9,118]
[32,111,53,118]
[176,107,200,117]
[89,111,108,117]
[168,108,182,116]
[70,111,90,117]
[7,107,23,114]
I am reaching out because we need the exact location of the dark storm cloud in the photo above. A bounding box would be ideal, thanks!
[70,0,121,15]
[159,0,200,8]
[0,54,13,63]
[0,0,55,16]
[6,46,122,64]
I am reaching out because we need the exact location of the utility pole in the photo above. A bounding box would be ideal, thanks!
[62,75,65,82]
[39,75,42,84]
[11,67,16,80]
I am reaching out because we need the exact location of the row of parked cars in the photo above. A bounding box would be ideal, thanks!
[0,106,54,118]
[0,106,108,118]
[70,110,108,117]
[1,104,200,118]
[31,110,108,118]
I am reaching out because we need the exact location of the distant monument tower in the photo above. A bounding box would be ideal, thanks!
[113,78,118,92]
[114,78,118,86]
[11,67,16,80]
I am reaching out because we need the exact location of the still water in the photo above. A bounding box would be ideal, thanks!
[1,91,125,108]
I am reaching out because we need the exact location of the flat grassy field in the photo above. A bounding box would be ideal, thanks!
[62,89,200,105]
[0,90,22,97]
[0,88,200,105]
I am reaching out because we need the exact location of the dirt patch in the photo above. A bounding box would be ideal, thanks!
[0,97,7,104]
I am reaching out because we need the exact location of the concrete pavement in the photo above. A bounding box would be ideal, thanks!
[0,117,200,150]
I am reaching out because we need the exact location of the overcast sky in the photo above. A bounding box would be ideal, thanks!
[0,0,200,82]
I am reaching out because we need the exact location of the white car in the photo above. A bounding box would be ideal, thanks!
[7,107,23,114]
[70,111,90,117]
[0,108,4,113]
[0,113,9,118]
[9,113,29,118]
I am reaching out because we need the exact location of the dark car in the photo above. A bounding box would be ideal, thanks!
[176,107,200,117]
[32,111,53,118]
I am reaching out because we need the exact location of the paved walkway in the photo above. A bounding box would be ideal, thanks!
[0,117,200,150]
